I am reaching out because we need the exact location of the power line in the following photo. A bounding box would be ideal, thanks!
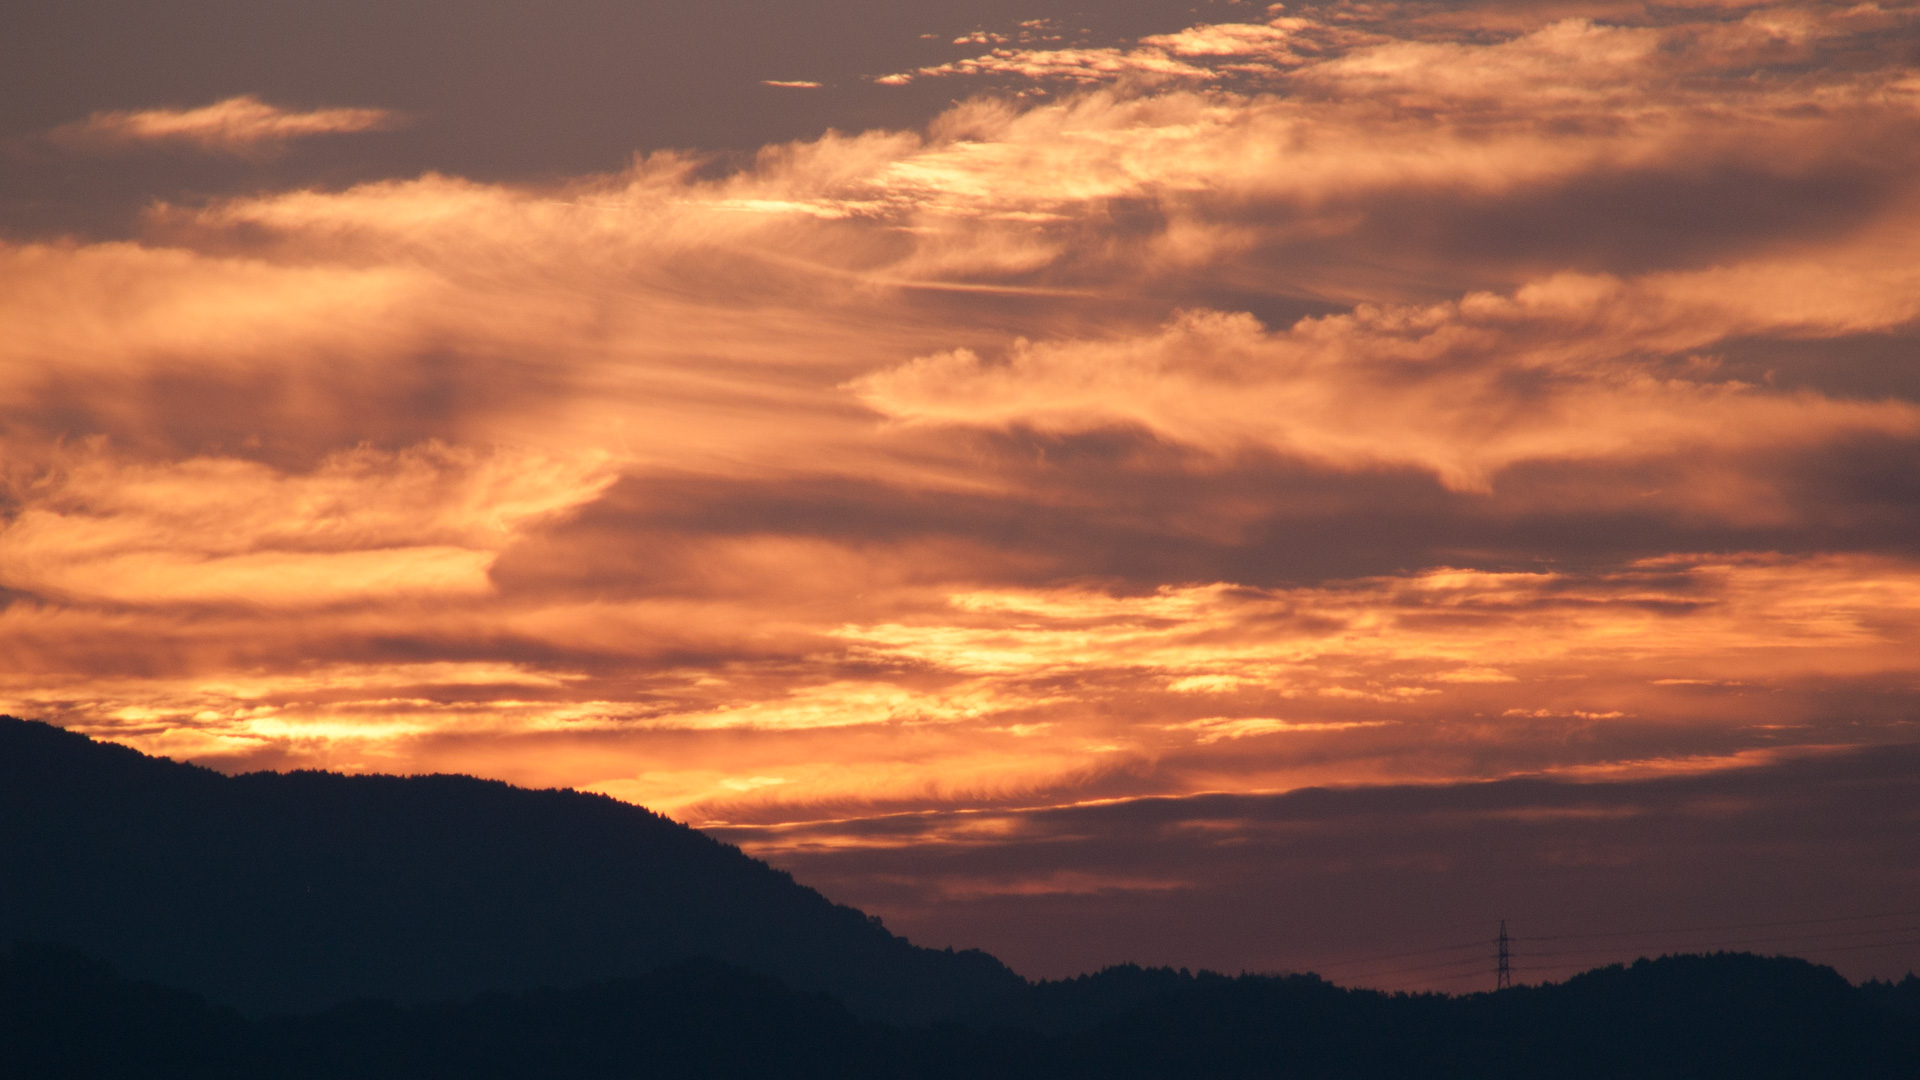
[1518,924,1920,961]
[1521,909,1920,943]
[1362,934,1920,991]
[1517,935,1920,966]
[1815,936,1920,955]
[1313,950,1497,989]
[1337,951,1500,981]
[1366,966,1495,993]
[1305,907,1920,992]
[1306,937,1491,973]
[1510,935,1920,973]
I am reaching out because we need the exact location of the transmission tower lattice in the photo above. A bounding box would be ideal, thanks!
[1496,919,1512,991]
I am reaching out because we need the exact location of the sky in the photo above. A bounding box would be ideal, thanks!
[4,0,1919,989]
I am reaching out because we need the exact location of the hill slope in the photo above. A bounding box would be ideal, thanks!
[4,943,1916,1079]
[0,717,1019,1022]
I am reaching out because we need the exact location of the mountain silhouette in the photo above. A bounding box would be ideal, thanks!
[0,716,1019,1023]
[1028,953,1920,1079]
[4,943,1916,1079]
[6,716,1918,1077]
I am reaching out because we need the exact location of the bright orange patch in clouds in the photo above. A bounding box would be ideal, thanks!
[50,95,400,155]
[6,2,1920,849]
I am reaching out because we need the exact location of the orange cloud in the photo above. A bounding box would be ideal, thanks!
[0,445,615,607]
[7,549,1913,824]
[50,95,400,155]
[852,255,1920,492]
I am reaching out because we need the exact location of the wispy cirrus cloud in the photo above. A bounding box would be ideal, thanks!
[49,95,401,155]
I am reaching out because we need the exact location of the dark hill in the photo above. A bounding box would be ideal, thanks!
[1041,953,1920,1079]
[4,944,1916,1078]
[0,716,1019,1022]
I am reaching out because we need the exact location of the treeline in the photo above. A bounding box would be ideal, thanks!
[5,943,1916,1079]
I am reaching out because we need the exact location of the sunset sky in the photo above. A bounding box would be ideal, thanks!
[5,0,1919,989]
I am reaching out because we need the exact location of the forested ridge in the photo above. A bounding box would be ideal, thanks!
[5,717,1916,1077]
[0,717,1016,1023]
[4,943,1917,1079]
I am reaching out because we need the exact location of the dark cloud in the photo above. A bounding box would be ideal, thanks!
[720,744,1920,986]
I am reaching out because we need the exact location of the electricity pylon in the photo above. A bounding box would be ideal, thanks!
[1496,919,1512,991]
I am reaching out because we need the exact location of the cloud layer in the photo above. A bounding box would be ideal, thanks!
[713,745,1920,984]
[6,0,1919,981]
